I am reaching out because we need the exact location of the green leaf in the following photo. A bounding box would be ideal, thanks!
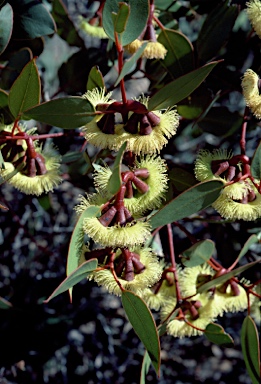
[241,316,260,384]
[38,195,51,211]
[0,162,26,184]
[197,3,238,63]
[0,3,13,56]
[87,66,105,91]
[205,323,234,346]
[157,28,194,77]
[44,258,98,303]
[62,151,82,164]
[150,180,224,230]
[169,167,197,192]
[115,42,148,86]
[0,47,32,90]
[251,141,261,180]
[66,205,101,300]
[51,0,84,47]
[0,89,14,124]
[181,239,215,267]
[122,290,160,375]
[148,61,219,111]
[197,259,261,294]
[237,234,260,261]
[177,84,212,120]
[0,296,12,309]
[112,2,130,34]
[140,351,151,384]
[103,0,149,45]
[8,58,40,119]
[10,0,56,39]
[197,107,242,138]
[108,142,127,195]
[22,97,95,128]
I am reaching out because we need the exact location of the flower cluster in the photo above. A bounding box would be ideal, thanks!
[194,149,261,221]
[151,263,254,338]
[0,124,61,195]
[74,144,170,296]
[82,89,179,154]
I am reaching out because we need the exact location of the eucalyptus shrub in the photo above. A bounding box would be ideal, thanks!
[0,0,260,383]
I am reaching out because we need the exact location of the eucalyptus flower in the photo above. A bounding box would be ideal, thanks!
[1,145,61,196]
[74,193,107,216]
[142,270,177,310]
[82,90,179,154]
[118,107,179,155]
[212,186,261,221]
[82,87,125,150]
[194,149,232,182]
[179,264,250,317]
[161,293,217,338]
[82,87,114,108]
[213,281,250,315]
[194,149,261,221]
[92,247,162,296]
[241,69,261,119]
[94,155,168,215]
[79,16,108,39]
[83,216,151,248]
[126,39,167,60]
[82,119,127,151]
[246,0,261,39]
[178,263,215,298]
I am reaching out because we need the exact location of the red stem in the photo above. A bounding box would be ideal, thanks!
[114,32,127,104]
[109,252,124,291]
[240,107,249,155]
[11,119,22,135]
[152,15,165,31]
[2,132,82,141]
[167,224,182,303]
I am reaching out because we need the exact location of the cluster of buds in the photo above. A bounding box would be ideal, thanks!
[0,125,61,196]
[143,262,257,338]
[82,88,179,154]
[194,149,261,221]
